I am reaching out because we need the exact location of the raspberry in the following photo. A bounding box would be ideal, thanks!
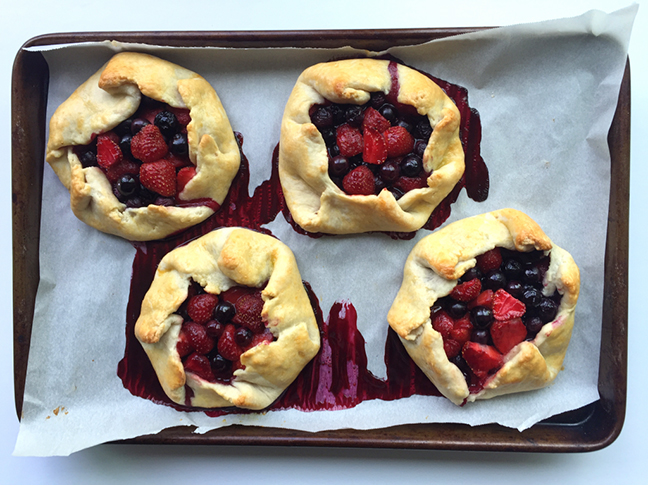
[492,289,526,321]
[384,126,414,157]
[432,310,454,339]
[183,353,215,382]
[131,124,168,163]
[490,318,527,354]
[104,159,140,184]
[217,324,243,361]
[96,134,123,169]
[232,292,265,334]
[362,128,387,164]
[187,293,219,325]
[342,166,375,196]
[176,166,197,195]
[450,278,482,302]
[336,124,363,157]
[139,160,177,197]
[476,248,503,273]
[182,321,215,355]
[362,107,391,133]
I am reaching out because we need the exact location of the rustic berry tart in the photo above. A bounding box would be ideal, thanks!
[279,58,465,234]
[46,52,240,241]
[387,209,580,405]
[135,227,320,410]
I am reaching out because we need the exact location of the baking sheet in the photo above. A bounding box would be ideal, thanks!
[13,6,636,456]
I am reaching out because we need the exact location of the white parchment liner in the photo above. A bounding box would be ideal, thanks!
[14,6,636,456]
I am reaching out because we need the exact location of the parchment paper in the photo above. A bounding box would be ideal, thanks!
[14,6,636,456]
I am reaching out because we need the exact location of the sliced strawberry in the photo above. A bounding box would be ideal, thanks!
[462,342,503,378]
[492,289,526,321]
[490,318,527,354]
[176,329,193,357]
[450,314,473,344]
[164,152,192,169]
[187,293,219,325]
[432,310,454,339]
[140,160,177,197]
[362,107,391,133]
[96,134,123,169]
[336,124,363,157]
[363,128,387,164]
[131,124,168,163]
[177,166,197,195]
[468,289,494,309]
[450,278,482,302]
[342,166,375,196]
[182,321,215,355]
[384,126,414,157]
[232,292,265,334]
[444,339,462,359]
[393,175,428,193]
[104,159,140,183]
[476,248,503,273]
[183,353,215,382]
[217,324,243,361]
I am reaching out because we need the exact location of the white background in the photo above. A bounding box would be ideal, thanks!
[1,0,646,484]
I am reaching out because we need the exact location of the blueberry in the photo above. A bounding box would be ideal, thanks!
[537,297,559,323]
[379,160,400,183]
[414,119,433,139]
[331,105,346,125]
[345,105,364,126]
[373,176,386,194]
[214,301,236,323]
[388,186,405,200]
[370,92,386,109]
[396,119,414,133]
[461,267,483,283]
[154,197,175,207]
[119,134,133,158]
[523,266,542,284]
[471,328,490,344]
[114,119,132,137]
[131,118,150,135]
[379,104,397,123]
[448,301,467,319]
[79,150,97,168]
[328,144,340,157]
[525,316,544,336]
[505,280,524,298]
[471,306,493,329]
[205,320,225,339]
[503,259,523,279]
[117,175,138,198]
[140,95,163,108]
[329,156,349,177]
[401,155,423,177]
[320,127,336,144]
[484,271,507,290]
[311,106,334,129]
[170,133,188,155]
[521,287,542,307]
[210,353,230,373]
[414,140,427,158]
[154,111,180,138]
[234,327,253,347]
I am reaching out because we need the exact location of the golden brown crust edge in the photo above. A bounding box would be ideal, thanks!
[278,58,465,234]
[134,227,321,410]
[45,52,240,241]
[387,208,580,405]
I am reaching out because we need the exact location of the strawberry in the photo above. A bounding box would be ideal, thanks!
[363,128,387,164]
[336,124,363,157]
[393,175,427,193]
[104,159,140,183]
[164,152,192,169]
[384,126,414,157]
[182,321,215,355]
[176,166,197,195]
[450,278,482,302]
[187,293,219,325]
[476,248,503,273]
[183,353,215,382]
[139,160,177,197]
[462,342,503,378]
[490,318,527,354]
[444,338,462,359]
[176,329,193,357]
[232,292,265,334]
[217,324,243,361]
[432,310,454,339]
[468,289,494,309]
[492,289,526,321]
[96,134,123,169]
[168,107,191,126]
[362,107,391,133]
[450,314,473,344]
[131,124,168,163]
[246,328,275,351]
[343,166,375,196]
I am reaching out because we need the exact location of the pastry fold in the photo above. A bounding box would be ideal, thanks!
[135,227,321,410]
[387,209,580,405]
[279,58,465,234]
[46,52,240,241]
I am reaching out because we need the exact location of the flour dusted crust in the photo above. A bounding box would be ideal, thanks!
[279,58,465,234]
[46,52,240,241]
[387,209,580,405]
[135,227,320,410]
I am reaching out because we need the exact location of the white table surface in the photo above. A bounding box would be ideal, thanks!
[2,0,646,483]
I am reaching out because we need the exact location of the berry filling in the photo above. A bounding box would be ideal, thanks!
[73,95,197,208]
[431,247,562,393]
[310,92,433,199]
[175,281,275,384]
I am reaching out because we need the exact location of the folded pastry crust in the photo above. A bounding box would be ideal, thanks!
[279,58,465,234]
[135,227,321,410]
[46,52,240,241]
[387,208,580,405]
